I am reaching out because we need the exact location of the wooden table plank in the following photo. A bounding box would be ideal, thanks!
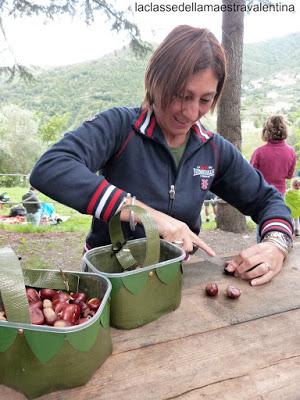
[27,309,300,400]
[169,358,300,399]
[1,245,299,399]
[112,244,300,353]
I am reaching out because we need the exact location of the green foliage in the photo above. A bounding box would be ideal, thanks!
[0,47,148,131]
[0,105,46,175]
[0,175,27,188]
[39,113,70,146]
[288,107,300,170]
[243,33,300,83]
[0,34,299,173]
[0,1,151,82]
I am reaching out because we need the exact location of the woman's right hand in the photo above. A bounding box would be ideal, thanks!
[120,198,215,256]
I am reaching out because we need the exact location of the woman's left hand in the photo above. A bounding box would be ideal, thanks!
[224,242,285,286]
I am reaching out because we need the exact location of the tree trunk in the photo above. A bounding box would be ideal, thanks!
[216,0,247,233]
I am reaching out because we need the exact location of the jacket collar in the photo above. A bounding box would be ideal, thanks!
[133,108,214,145]
[267,139,285,145]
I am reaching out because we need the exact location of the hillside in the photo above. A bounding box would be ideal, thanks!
[0,48,146,128]
[1,32,300,155]
[243,33,300,82]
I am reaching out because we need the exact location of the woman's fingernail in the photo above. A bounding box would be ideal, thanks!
[184,253,190,261]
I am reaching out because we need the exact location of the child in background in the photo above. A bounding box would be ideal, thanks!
[203,191,218,222]
[285,177,300,236]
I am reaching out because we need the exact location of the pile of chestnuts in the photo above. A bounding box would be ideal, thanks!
[0,287,102,327]
[205,282,241,299]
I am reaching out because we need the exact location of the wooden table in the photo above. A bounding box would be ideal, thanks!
[1,243,300,399]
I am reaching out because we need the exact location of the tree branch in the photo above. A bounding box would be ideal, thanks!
[0,0,152,82]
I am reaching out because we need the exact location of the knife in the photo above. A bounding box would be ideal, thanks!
[192,245,229,270]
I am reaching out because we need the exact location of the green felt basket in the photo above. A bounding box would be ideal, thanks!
[0,247,112,399]
[83,205,185,330]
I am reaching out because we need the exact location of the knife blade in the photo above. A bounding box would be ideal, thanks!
[192,245,226,269]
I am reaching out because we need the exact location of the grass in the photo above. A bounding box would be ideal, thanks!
[0,186,91,233]
[1,186,256,234]
[200,214,256,232]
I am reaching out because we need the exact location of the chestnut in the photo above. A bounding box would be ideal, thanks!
[62,304,81,324]
[26,288,40,304]
[226,285,242,299]
[54,320,72,328]
[205,282,218,297]
[43,299,53,309]
[29,300,43,310]
[83,307,92,318]
[22,286,99,327]
[78,300,89,313]
[78,317,89,325]
[52,291,71,308]
[43,307,57,325]
[54,302,68,317]
[223,266,235,276]
[87,298,101,311]
[40,288,57,300]
[30,307,45,325]
[71,292,87,304]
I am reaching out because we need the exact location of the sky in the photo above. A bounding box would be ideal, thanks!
[1,0,299,67]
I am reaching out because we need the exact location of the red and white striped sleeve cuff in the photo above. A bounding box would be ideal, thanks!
[86,179,126,222]
[260,218,293,238]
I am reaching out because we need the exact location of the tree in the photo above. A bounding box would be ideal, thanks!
[0,105,46,177]
[0,0,151,81]
[288,108,300,171]
[216,0,247,233]
[39,113,70,146]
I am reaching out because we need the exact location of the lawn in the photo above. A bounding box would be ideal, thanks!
[0,186,91,233]
[0,186,255,234]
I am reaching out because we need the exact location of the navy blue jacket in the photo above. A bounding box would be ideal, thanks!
[30,107,293,248]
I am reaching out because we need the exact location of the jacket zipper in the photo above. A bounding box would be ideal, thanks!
[168,184,176,214]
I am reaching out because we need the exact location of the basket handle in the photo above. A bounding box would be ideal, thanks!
[109,205,160,270]
[0,247,80,324]
[0,247,31,323]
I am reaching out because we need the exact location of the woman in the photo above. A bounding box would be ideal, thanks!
[30,25,293,286]
[250,115,296,195]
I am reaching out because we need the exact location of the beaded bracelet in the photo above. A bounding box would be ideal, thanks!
[261,238,288,259]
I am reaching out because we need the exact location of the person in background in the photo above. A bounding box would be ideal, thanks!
[22,186,41,226]
[250,115,296,196]
[41,202,55,219]
[30,25,293,286]
[203,191,218,222]
[285,177,300,236]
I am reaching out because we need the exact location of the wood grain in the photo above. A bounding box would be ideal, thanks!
[1,244,299,400]
[112,244,300,353]
[33,309,300,400]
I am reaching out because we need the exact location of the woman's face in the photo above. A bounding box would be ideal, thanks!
[154,68,218,145]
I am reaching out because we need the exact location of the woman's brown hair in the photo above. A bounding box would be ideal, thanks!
[262,115,288,142]
[143,25,226,111]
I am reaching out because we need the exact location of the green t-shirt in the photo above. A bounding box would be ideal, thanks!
[168,132,190,168]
